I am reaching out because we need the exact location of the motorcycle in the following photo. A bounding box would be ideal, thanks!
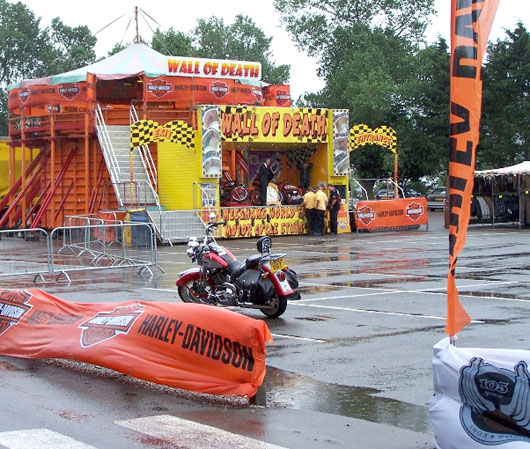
[176,214,300,318]
[278,181,304,205]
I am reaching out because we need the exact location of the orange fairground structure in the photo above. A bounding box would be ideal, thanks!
[5,43,352,241]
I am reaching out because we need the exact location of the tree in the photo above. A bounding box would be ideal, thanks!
[151,27,194,56]
[42,18,96,75]
[480,23,530,169]
[0,0,50,134]
[192,15,290,84]
[273,0,438,185]
[0,1,97,134]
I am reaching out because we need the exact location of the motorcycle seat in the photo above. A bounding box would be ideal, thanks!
[245,254,262,269]
[227,259,246,278]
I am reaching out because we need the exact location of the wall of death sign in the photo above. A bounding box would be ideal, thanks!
[0,289,272,397]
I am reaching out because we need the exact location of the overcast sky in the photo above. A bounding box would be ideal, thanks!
[10,0,530,100]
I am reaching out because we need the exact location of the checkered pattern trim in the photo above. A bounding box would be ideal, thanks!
[349,124,397,153]
[130,120,195,150]
[220,106,328,143]
[286,145,317,167]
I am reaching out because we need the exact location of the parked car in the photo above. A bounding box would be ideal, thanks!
[426,187,446,211]
[374,186,422,200]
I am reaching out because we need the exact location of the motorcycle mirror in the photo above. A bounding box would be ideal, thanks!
[256,236,272,254]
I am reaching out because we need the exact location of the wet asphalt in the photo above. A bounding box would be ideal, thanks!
[2,211,530,448]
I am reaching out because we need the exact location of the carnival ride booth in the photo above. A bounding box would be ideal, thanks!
[146,105,354,239]
[5,42,351,240]
[473,161,530,227]
[4,43,281,234]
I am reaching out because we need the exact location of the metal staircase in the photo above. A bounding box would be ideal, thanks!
[95,105,207,244]
[95,104,159,209]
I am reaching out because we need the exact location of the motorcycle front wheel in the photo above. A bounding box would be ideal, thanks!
[178,280,213,305]
[261,295,287,318]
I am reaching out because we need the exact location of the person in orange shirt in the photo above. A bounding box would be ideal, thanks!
[302,187,317,235]
[314,184,328,235]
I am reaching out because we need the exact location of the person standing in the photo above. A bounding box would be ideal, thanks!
[258,158,273,206]
[296,161,313,192]
[314,184,328,235]
[302,187,316,235]
[328,184,341,235]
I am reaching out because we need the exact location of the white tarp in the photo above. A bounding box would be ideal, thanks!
[475,161,530,177]
[430,337,530,448]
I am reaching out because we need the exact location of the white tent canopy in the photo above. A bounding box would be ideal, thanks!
[475,161,530,177]
[8,43,262,89]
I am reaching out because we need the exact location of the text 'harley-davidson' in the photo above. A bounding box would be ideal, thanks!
[176,217,300,318]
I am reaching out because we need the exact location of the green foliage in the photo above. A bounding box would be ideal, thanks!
[192,15,290,84]
[0,1,96,134]
[43,17,96,74]
[274,0,452,184]
[480,23,530,169]
[151,28,194,56]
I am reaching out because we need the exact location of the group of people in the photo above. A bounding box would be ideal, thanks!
[302,183,340,235]
[258,158,341,235]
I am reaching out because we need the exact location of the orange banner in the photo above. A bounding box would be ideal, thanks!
[148,77,263,107]
[354,198,428,230]
[447,0,499,336]
[0,289,272,397]
[8,82,92,111]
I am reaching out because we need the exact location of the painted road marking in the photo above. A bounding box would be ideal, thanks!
[116,415,288,449]
[0,429,96,449]
[290,302,484,323]
[271,333,326,343]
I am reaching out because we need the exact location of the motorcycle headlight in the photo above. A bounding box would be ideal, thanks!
[186,238,199,257]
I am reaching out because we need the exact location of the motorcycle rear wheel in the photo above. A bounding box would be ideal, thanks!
[261,295,287,318]
[178,280,213,304]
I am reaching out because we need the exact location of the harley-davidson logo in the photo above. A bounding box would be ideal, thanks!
[210,81,229,99]
[275,89,290,106]
[357,205,375,226]
[58,83,80,100]
[406,202,424,221]
[0,289,33,336]
[147,78,172,98]
[18,88,30,104]
[460,357,530,445]
[79,303,144,348]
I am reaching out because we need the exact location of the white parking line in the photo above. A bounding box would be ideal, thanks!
[271,333,326,343]
[290,302,484,323]
[0,429,96,449]
[116,415,288,449]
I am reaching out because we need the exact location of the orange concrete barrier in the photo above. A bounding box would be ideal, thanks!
[0,289,272,397]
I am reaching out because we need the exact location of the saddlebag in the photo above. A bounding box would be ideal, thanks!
[235,269,275,305]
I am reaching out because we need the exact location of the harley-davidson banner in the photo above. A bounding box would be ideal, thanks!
[0,289,272,397]
[354,198,428,230]
[446,0,499,336]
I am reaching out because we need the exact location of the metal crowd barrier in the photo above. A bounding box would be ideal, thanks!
[0,222,160,284]
[0,229,50,283]
[50,222,159,282]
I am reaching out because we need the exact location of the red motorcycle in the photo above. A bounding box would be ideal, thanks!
[176,214,300,318]
[220,180,250,207]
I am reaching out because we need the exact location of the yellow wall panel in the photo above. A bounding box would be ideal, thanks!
[157,141,197,210]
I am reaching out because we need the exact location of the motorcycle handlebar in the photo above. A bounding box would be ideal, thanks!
[207,221,227,227]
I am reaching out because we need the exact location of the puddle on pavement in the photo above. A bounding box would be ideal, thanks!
[262,366,431,433]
